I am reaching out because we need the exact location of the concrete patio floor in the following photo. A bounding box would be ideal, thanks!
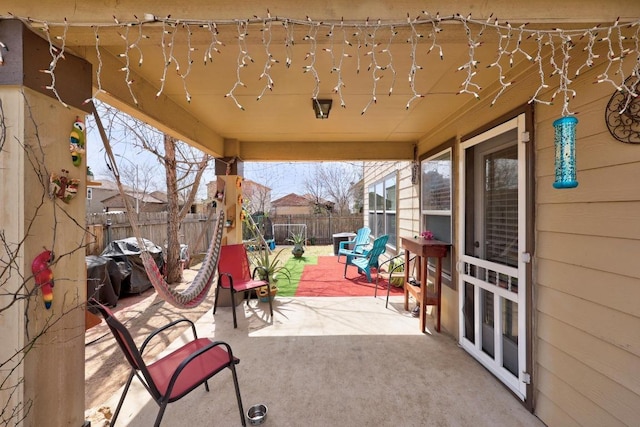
[87,293,545,426]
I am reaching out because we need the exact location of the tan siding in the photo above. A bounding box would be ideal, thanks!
[537,202,640,240]
[537,366,628,427]
[538,161,640,204]
[534,393,581,427]
[535,52,640,423]
[537,313,640,397]
[537,259,640,317]
[537,338,639,425]
[537,131,640,178]
[538,282,640,356]
[537,231,640,280]
[364,160,419,257]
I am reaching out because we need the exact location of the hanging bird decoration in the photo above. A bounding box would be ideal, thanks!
[69,117,85,167]
[31,249,54,309]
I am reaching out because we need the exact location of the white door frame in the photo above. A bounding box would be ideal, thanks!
[457,114,528,400]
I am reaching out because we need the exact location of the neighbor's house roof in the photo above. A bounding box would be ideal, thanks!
[271,193,311,207]
[100,191,168,213]
[271,193,335,210]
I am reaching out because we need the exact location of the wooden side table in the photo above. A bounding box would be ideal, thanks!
[401,237,449,333]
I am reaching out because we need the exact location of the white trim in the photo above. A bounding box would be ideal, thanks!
[457,113,528,400]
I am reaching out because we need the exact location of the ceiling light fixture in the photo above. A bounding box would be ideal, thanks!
[312,98,332,119]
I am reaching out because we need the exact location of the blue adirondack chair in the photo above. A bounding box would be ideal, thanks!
[344,234,389,283]
[337,227,371,263]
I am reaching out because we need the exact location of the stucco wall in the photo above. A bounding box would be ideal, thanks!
[0,88,87,426]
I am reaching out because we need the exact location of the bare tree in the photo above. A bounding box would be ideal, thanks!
[242,182,268,215]
[303,163,362,214]
[302,167,329,214]
[162,134,209,283]
[90,101,210,283]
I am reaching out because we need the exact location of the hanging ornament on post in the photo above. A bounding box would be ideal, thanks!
[553,116,579,189]
[69,117,86,167]
[31,249,54,309]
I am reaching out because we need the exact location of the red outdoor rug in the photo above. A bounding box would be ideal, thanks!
[295,256,405,297]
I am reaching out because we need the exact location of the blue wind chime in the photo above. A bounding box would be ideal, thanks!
[552,116,579,189]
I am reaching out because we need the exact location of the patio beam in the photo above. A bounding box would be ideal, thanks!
[238,140,415,161]
[81,48,226,157]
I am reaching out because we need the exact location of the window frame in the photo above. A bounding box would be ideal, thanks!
[420,145,454,288]
[367,172,397,250]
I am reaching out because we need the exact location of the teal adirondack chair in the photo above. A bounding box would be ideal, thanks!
[344,234,389,283]
[337,227,371,263]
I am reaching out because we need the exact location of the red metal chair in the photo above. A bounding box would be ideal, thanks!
[92,301,246,427]
[213,244,274,328]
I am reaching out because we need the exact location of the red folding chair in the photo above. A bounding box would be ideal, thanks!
[214,244,274,328]
[92,301,246,426]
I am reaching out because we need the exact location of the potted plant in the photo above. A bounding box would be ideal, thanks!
[287,231,306,258]
[248,247,291,301]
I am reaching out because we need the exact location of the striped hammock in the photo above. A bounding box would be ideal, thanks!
[140,210,224,309]
[92,101,223,309]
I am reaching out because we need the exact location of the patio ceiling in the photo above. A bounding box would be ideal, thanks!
[3,1,636,161]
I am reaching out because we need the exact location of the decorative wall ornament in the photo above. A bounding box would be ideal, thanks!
[69,116,85,166]
[3,12,639,117]
[605,75,640,144]
[553,116,579,189]
[31,249,54,309]
[50,170,80,203]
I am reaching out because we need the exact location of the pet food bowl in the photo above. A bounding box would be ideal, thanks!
[247,404,268,425]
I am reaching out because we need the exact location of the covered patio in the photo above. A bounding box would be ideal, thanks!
[86,292,543,426]
[2,2,639,426]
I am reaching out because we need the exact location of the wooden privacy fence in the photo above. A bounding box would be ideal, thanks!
[85,212,364,255]
[269,214,363,245]
[85,212,217,256]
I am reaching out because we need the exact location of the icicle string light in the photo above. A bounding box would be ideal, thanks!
[284,19,294,68]
[204,21,223,65]
[382,25,399,96]
[457,16,487,100]
[406,14,425,110]
[156,20,172,98]
[334,22,350,108]
[225,20,252,110]
[528,32,551,106]
[9,12,640,115]
[488,21,515,107]
[361,24,382,115]
[303,19,321,101]
[257,12,277,101]
[323,22,346,108]
[118,25,138,105]
[84,26,106,104]
[179,23,194,103]
[40,19,69,108]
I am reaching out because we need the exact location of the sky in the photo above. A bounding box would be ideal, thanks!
[86,128,351,200]
[84,105,364,201]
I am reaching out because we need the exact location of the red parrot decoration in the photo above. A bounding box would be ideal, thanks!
[31,250,54,309]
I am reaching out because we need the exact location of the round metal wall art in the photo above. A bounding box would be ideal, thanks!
[605,75,640,144]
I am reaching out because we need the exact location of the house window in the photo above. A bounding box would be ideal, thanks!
[421,149,452,283]
[367,173,397,248]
